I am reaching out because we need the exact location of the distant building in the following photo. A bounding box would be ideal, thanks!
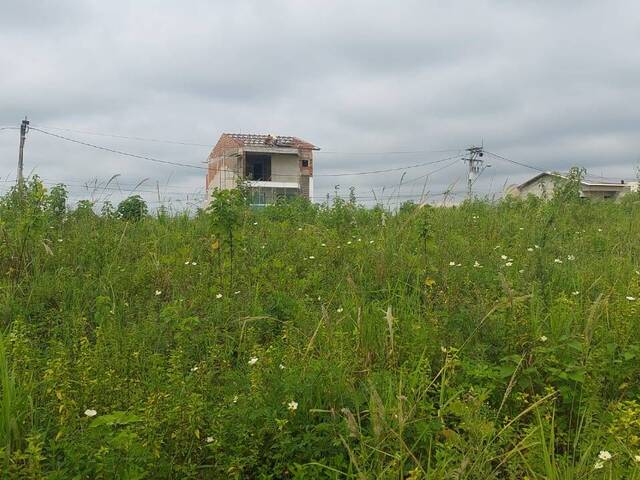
[506,172,638,201]
[206,133,318,206]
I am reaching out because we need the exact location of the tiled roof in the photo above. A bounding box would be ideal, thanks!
[224,133,318,150]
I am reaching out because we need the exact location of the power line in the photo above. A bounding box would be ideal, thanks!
[315,156,461,177]
[318,148,462,155]
[29,126,465,179]
[484,150,546,173]
[31,124,214,148]
[380,156,462,189]
[29,123,462,156]
[30,127,207,170]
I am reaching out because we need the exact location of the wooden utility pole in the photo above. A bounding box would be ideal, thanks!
[17,117,29,187]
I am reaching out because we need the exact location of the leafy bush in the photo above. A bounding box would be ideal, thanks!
[116,195,148,221]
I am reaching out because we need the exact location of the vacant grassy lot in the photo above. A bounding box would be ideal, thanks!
[1,178,640,478]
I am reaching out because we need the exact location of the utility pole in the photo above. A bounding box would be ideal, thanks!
[17,117,29,188]
[463,145,485,199]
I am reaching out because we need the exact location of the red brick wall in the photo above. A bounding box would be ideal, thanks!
[206,134,241,189]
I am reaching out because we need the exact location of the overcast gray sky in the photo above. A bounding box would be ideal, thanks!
[1,0,639,209]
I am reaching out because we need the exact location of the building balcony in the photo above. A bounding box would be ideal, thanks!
[247,180,300,189]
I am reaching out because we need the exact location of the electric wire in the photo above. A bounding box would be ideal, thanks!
[28,126,465,178]
[31,123,462,156]
[31,124,214,148]
[30,127,207,170]
[484,150,546,173]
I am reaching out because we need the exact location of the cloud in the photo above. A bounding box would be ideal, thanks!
[1,0,639,208]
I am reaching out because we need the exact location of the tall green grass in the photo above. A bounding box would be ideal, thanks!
[0,178,639,477]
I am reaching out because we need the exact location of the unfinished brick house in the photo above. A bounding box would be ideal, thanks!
[205,133,318,206]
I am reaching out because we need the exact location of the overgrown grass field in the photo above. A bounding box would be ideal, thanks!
[1,178,640,478]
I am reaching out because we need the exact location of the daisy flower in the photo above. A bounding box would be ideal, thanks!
[598,450,612,461]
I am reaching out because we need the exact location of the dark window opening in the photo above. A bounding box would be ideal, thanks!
[302,159,309,167]
[245,154,271,181]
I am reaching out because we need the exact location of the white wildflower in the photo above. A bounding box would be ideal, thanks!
[449,261,456,266]
[287,400,298,411]
[321,243,326,247]
[248,357,258,366]
[84,409,97,417]
[190,365,199,372]
[598,450,612,461]
[572,291,580,296]
[206,436,214,443]
[191,262,197,266]
[626,296,637,301]
[185,261,190,265]
[567,255,575,261]
[253,222,258,225]
[473,261,482,268]
[336,307,344,313]
[347,241,352,245]
[554,258,563,264]
[534,245,540,249]
[501,255,508,260]
[308,256,315,260]
[234,290,241,295]
[279,364,285,369]
[540,335,548,342]
[505,262,513,267]
[155,290,162,296]
[216,293,223,299]
[527,247,534,252]
[369,240,375,244]
[232,395,239,403]
[634,454,640,463]
[594,461,604,470]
